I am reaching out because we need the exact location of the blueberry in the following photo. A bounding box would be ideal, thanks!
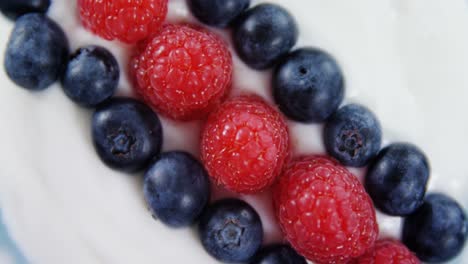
[143,151,210,228]
[4,13,69,91]
[324,104,381,166]
[198,199,263,262]
[273,48,345,123]
[233,3,298,69]
[250,244,306,264]
[365,143,430,216]
[188,0,250,27]
[62,46,119,107]
[0,0,50,20]
[403,193,467,262]
[92,98,163,172]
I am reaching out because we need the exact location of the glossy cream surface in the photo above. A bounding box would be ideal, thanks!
[0,0,467,263]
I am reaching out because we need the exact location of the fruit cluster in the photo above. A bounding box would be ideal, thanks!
[2,0,467,263]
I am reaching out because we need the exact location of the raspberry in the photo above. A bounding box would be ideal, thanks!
[201,95,290,193]
[273,156,379,263]
[131,24,233,120]
[78,0,168,43]
[352,239,420,264]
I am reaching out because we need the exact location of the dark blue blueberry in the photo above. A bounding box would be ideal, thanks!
[92,98,163,172]
[273,48,345,123]
[324,104,381,167]
[233,3,298,69]
[188,0,250,27]
[250,244,306,264]
[403,193,467,262]
[0,0,50,20]
[143,151,210,228]
[365,143,430,216]
[198,199,263,263]
[62,46,119,107]
[4,13,69,91]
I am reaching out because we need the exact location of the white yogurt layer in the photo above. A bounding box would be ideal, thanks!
[0,0,467,263]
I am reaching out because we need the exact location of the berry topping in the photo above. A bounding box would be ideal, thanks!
[273,48,345,123]
[403,193,467,262]
[324,104,382,167]
[143,151,210,228]
[62,46,119,107]
[92,98,163,172]
[131,24,232,120]
[78,0,168,43]
[365,143,429,216]
[198,199,263,262]
[5,13,69,91]
[250,244,307,264]
[201,95,290,194]
[274,156,378,263]
[233,3,298,69]
[352,239,420,264]
[0,0,50,20]
[188,0,250,28]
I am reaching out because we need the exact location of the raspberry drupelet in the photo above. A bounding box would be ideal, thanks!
[273,156,379,263]
[78,0,168,43]
[131,24,233,120]
[352,239,420,264]
[201,95,290,193]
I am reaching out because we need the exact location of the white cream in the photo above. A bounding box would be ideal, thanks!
[0,0,467,263]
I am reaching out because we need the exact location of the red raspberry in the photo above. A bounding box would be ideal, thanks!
[131,24,232,120]
[201,95,290,193]
[78,0,168,43]
[273,156,378,264]
[352,239,420,264]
